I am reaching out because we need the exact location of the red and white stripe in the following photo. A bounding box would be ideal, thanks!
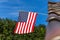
[14,12,37,34]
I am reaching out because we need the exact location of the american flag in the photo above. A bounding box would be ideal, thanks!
[14,12,37,34]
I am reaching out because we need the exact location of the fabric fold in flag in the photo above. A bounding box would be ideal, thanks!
[14,11,37,34]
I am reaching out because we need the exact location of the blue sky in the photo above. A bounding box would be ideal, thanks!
[0,0,59,25]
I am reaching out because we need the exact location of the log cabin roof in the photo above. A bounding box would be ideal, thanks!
[48,2,57,4]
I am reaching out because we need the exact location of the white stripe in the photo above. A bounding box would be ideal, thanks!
[15,22,20,33]
[18,23,22,34]
[30,13,36,32]
[24,12,30,33]
[27,12,33,33]
[21,22,25,34]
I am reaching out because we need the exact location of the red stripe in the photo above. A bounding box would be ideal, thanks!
[14,22,18,33]
[20,22,23,34]
[20,22,24,34]
[26,12,32,33]
[17,22,21,34]
[27,12,34,33]
[15,22,20,34]
[29,12,35,33]
[29,13,37,33]
[30,13,35,32]
[32,13,37,32]
[23,22,26,34]
[21,22,24,34]
[18,22,21,34]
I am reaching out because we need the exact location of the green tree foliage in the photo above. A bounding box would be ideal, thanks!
[0,18,46,40]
